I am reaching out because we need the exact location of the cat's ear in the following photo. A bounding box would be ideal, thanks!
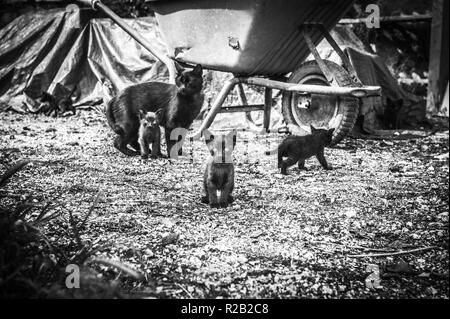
[175,62,184,75]
[328,128,335,135]
[310,125,317,133]
[139,109,145,119]
[192,64,203,76]
[155,108,163,123]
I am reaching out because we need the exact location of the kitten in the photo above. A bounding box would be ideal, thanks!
[380,98,404,129]
[38,86,77,117]
[381,97,430,129]
[138,110,162,159]
[202,131,237,208]
[105,64,204,157]
[268,125,335,175]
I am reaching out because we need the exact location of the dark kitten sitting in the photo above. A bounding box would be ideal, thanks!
[267,125,335,175]
[105,64,204,157]
[202,131,236,208]
[381,97,431,129]
[37,86,77,117]
[379,97,404,129]
[138,110,162,159]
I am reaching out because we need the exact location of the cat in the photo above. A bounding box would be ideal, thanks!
[379,98,404,129]
[202,131,237,208]
[105,64,204,157]
[267,125,335,175]
[37,86,77,117]
[381,97,431,129]
[138,110,162,159]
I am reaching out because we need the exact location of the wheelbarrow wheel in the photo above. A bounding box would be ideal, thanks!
[281,60,359,145]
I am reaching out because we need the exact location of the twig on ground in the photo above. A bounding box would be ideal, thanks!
[68,210,83,248]
[87,258,144,281]
[175,283,194,298]
[349,245,398,253]
[80,191,101,227]
[0,160,33,188]
[307,240,397,253]
[134,218,152,232]
[348,246,440,258]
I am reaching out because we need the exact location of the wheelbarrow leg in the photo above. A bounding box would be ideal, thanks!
[189,77,239,139]
[263,88,272,132]
[236,83,249,106]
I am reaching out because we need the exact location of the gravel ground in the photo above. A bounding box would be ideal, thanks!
[0,110,448,298]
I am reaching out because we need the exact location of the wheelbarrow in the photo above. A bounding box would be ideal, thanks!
[79,0,381,144]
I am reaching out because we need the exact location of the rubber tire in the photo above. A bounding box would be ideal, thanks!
[281,60,359,145]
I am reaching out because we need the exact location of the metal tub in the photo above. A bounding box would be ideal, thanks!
[149,0,354,76]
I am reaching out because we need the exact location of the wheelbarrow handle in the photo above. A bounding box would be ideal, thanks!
[77,0,96,9]
[76,0,176,84]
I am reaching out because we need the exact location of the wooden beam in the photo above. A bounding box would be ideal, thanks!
[263,88,272,132]
[427,0,449,115]
[218,105,264,113]
[239,77,381,97]
[338,14,432,24]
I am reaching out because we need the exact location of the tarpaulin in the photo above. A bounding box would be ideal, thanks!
[0,7,166,111]
[311,25,425,131]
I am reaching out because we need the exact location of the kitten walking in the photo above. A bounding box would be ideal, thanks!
[268,125,335,175]
[138,110,162,159]
[202,131,237,208]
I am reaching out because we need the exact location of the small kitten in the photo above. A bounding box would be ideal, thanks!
[138,110,162,159]
[268,125,335,175]
[202,131,237,208]
[38,86,77,117]
[381,97,430,129]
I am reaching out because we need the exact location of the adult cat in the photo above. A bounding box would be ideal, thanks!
[105,64,204,157]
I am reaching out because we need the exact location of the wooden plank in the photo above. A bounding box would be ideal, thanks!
[218,105,264,113]
[339,14,432,24]
[427,0,449,115]
[239,77,381,97]
[263,88,272,132]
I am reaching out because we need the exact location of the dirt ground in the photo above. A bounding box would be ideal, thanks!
[0,110,448,298]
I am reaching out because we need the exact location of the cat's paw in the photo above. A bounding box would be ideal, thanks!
[141,154,149,159]
[218,201,229,208]
[201,196,209,204]
[228,195,234,204]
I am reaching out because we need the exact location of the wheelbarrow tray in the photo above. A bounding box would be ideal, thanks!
[149,0,354,76]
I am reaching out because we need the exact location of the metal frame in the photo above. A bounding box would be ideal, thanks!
[79,0,382,140]
[189,75,380,139]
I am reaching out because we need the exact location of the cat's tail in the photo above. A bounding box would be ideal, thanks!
[265,148,278,156]
[105,97,124,135]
